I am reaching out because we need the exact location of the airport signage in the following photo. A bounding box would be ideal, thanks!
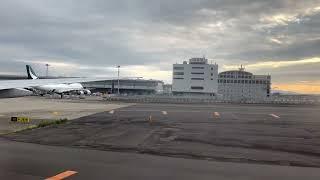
[11,117,30,123]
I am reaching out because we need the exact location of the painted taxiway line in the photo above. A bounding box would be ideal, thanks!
[45,170,77,180]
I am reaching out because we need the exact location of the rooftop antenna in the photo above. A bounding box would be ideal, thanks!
[239,64,245,71]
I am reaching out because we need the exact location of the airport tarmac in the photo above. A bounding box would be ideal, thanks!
[4,102,320,169]
[1,138,320,180]
[0,96,132,134]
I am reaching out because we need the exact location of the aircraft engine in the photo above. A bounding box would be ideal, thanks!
[84,89,91,95]
[77,91,84,95]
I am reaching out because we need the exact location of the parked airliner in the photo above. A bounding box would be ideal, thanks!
[26,65,92,98]
[0,65,119,98]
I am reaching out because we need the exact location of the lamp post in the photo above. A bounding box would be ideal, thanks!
[45,64,50,77]
[117,65,120,95]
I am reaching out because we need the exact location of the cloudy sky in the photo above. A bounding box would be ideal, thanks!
[1,0,320,94]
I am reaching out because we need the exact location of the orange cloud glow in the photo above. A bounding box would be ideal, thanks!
[273,81,320,94]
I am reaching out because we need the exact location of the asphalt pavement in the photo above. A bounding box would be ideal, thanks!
[2,103,320,179]
[1,138,320,180]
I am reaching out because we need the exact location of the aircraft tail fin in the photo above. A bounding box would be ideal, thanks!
[26,65,39,80]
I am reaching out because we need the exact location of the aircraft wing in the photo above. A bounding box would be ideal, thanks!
[0,77,119,90]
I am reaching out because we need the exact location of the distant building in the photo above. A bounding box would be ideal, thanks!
[163,84,172,94]
[82,79,164,95]
[172,57,219,95]
[218,66,271,101]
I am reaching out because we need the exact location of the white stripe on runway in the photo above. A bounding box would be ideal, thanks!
[109,110,114,114]
[269,113,280,119]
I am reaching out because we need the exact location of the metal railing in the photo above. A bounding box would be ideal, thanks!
[103,95,320,105]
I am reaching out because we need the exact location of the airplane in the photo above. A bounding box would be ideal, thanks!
[26,65,91,98]
[0,65,120,98]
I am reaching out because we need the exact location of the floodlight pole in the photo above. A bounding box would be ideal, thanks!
[117,65,120,95]
[45,64,50,77]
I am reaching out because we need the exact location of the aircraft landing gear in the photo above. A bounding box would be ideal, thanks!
[60,93,64,99]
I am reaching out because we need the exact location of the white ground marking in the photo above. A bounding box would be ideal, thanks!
[109,110,114,114]
[162,111,168,115]
[214,112,220,117]
[269,113,280,119]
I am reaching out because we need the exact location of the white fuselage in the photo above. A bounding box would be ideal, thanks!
[34,83,84,94]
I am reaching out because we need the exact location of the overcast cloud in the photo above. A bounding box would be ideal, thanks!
[1,0,320,92]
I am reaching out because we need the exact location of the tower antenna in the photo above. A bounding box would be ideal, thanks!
[239,64,245,71]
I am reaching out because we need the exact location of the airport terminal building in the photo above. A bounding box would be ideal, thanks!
[82,79,164,95]
[172,57,219,95]
[218,67,271,101]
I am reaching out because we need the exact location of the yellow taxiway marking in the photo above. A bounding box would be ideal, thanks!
[270,113,280,119]
[162,111,168,115]
[109,110,114,114]
[45,170,77,180]
[52,112,59,115]
[214,112,220,118]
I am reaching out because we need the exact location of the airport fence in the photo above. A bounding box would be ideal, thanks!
[103,95,320,105]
